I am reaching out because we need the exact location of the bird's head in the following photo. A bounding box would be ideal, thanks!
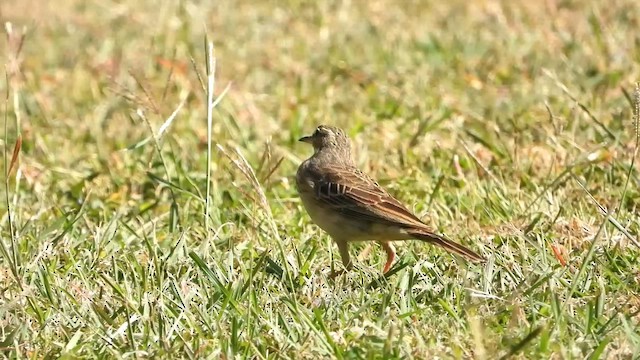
[299,125,351,156]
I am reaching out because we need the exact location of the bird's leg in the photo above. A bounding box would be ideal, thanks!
[357,244,373,261]
[378,241,396,273]
[330,239,352,278]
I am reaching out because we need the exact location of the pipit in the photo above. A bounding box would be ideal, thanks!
[296,125,485,274]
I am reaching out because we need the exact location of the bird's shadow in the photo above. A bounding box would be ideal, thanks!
[365,258,412,290]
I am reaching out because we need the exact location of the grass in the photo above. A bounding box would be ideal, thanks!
[1,0,640,358]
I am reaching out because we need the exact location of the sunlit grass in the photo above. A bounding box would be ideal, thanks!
[1,0,639,358]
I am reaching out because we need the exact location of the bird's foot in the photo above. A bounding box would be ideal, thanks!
[329,269,344,278]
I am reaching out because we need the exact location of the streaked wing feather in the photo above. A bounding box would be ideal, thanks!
[314,166,426,228]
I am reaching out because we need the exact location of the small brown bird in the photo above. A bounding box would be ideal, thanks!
[296,125,485,274]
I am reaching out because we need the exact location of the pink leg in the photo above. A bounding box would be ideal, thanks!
[378,241,396,273]
[330,240,352,278]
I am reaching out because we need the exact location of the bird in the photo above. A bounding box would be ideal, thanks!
[296,124,485,275]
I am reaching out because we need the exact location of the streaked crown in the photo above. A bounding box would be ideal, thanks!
[299,125,351,155]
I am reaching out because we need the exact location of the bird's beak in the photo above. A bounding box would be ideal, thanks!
[298,135,313,143]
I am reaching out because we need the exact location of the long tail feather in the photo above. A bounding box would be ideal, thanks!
[408,230,485,263]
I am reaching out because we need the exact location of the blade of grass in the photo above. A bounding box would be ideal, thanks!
[499,326,543,360]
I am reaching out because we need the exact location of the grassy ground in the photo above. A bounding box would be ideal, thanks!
[1,0,640,358]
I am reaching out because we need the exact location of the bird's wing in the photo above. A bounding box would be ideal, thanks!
[313,165,427,229]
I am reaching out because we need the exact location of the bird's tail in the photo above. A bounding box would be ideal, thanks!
[408,229,485,263]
